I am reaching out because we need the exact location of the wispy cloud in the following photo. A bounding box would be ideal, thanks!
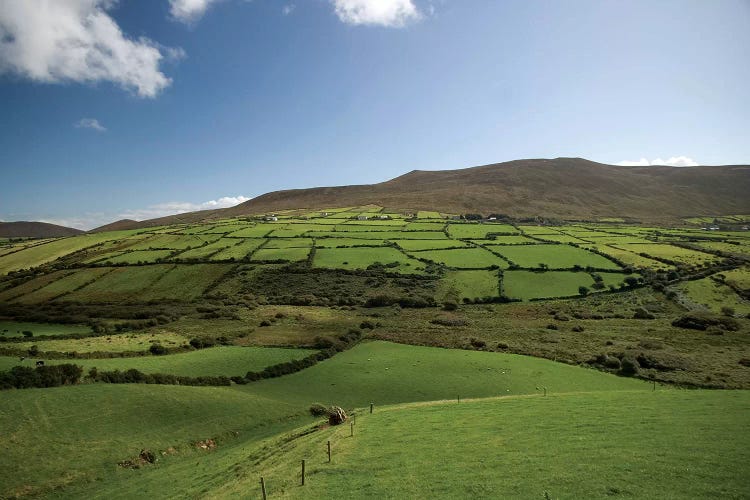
[282,4,296,16]
[118,196,250,221]
[617,156,699,167]
[169,0,224,24]
[74,118,106,132]
[0,0,180,98]
[332,0,421,27]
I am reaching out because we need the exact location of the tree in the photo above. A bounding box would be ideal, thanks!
[578,286,589,296]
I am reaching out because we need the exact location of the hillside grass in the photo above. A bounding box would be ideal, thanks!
[0,321,92,339]
[0,346,314,376]
[493,244,621,270]
[436,270,500,301]
[224,390,750,499]
[410,247,508,269]
[503,270,594,300]
[313,247,423,273]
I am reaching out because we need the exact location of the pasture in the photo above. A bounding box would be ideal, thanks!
[492,244,621,270]
[409,247,508,269]
[447,223,518,239]
[6,331,189,354]
[675,277,750,316]
[396,239,471,251]
[437,270,500,301]
[612,243,719,267]
[0,346,314,376]
[251,247,310,262]
[0,321,92,339]
[502,270,595,300]
[313,247,422,272]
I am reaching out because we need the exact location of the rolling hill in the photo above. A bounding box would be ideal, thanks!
[92,158,750,231]
[0,221,83,238]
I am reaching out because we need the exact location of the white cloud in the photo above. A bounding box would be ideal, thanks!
[617,156,699,167]
[282,4,296,16]
[169,0,224,24]
[119,196,250,221]
[0,0,178,98]
[74,118,106,132]
[333,0,420,27]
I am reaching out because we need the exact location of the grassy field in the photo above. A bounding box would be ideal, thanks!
[492,244,621,270]
[612,243,719,267]
[675,277,750,316]
[447,223,518,239]
[264,238,313,249]
[395,239,470,251]
[210,239,265,260]
[313,247,423,272]
[0,321,92,338]
[314,237,386,248]
[98,249,176,264]
[13,268,113,303]
[221,390,749,499]
[409,247,508,269]
[251,247,310,262]
[6,331,189,354]
[503,270,594,300]
[580,244,673,270]
[437,270,499,301]
[0,346,314,376]
[720,267,750,292]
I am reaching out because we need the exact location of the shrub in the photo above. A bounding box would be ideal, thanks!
[721,306,735,317]
[620,356,640,376]
[633,307,655,320]
[359,321,375,330]
[470,338,486,349]
[259,320,272,327]
[571,325,584,332]
[546,324,558,330]
[578,286,589,296]
[309,403,329,416]
[22,331,33,338]
[442,301,458,311]
[149,343,167,355]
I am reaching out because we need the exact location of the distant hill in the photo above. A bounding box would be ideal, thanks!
[223,158,750,221]
[0,221,83,238]
[94,158,750,228]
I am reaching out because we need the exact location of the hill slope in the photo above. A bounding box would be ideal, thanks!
[226,158,750,220]
[0,221,83,238]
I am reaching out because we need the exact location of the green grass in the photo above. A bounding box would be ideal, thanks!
[437,270,500,301]
[720,267,750,292]
[264,238,313,249]
[410,247,509,269]
[227,390,750,499]
[138,264,234,301]
[676,276,750,316]
[226,226,274,238]
[314,238,387,248]
[210,239,265,260]
[98,249,176,264]
[0,346,314,377]
[0,232,142,275]
[313,247,423,272]
[402,222,446,231]
[580,243,672,270]
[612,243,719,267]
[477,235,538,245]
[503,270,595,300]
[125,234,220,251]
[0,321,92,338]
[13,268,113,303]
[173,239,238,260]
[251,247,310,262]
[395,239,470,251]
[493,244,621,270]
[417,210,442,219]
[447,223,519,239]
[4,331,190,355]
[61,266,172,302]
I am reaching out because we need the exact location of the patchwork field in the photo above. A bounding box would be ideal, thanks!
[409,247,508,269]
[314,247,423,272]
[437,270,500,301]
[492,244,621,270]
[0,320,92,338]
[503,270,595,300]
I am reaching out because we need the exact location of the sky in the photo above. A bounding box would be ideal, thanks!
[0,0,748,229]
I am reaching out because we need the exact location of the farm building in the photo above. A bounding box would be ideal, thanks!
[357,215,369,221]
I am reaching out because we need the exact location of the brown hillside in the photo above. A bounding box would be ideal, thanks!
[0,221,84,238]
[223,158,750,221]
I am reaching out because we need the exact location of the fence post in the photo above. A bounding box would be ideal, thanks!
[301,460,305,486]
[327,440,331,463]
[350,421,354,437]
[260,477,267,500]
[370,402,374,414]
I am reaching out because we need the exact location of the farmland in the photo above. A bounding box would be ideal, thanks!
[0,208,748,498]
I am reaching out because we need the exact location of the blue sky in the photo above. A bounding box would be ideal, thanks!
[1,0,748,229]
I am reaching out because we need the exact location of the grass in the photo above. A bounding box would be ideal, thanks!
[13,268,113,303]
[173,239,237,260]
[675,276,750,316]
[612,243,720,267]
[0,321,92,339]
[313,247,423,273]
[478,235,538,245]
[503,270,594,300]
[5,331,190,355]
[226,226,274,238]
[580,243,672,270]
[437,270,499,301]
[99,249,176,264]
[126,234,220,251]
[138,264,234,301]
[210,239,265,260]
[720,267,750,292]
[410,248,509,269]
[314,238,386,248]
[396,239,470,251]
[447,223,519,239]
[0,346,314,377]
[227,390,750,499]
[492,244,621,270]
[264,238,313,249]
[251,247,310,262]
[62,266,173,302]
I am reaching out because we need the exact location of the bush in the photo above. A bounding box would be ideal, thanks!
[721,306,735,317]
[149,343,167,355]
[259,320,272,327]
[359,321,375,330]
[22,331,33,338]
[672,313,740,332]
[620,356,640,376]
[571,325,584,332]
[633,307,655,320]
[309,403,329,416]
[578,286,589,296]
[442,301,458,311]
[0,363,83,390]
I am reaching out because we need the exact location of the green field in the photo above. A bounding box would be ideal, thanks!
[0,346,314,376]
[492,244,621,270]
[612,243,719,267]
[721,267,750,292]
[210,238,265,260]
[314,237,387,248]
[479,235,538,245]
[409,247,508,269]
[314,247,422,272]
[225,390,749,499]
[437,270,500,301]
[447,223,518,239]
[251,247,310,262]
[503,270,595,300]
[5,331,190,354]
[581,243,672,270]
[676,276,750,316]
[12,268,113,303]
[0,321,92,338]
[97,249,176,264]
[264,238,313,249]
[396,239,470,251]
[126,233,220,250]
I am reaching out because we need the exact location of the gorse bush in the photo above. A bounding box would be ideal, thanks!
[0,364,83,390]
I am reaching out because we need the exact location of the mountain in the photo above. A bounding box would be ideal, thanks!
[223,158,750,221]
[94,158,750,229]
[0,221,84,238]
